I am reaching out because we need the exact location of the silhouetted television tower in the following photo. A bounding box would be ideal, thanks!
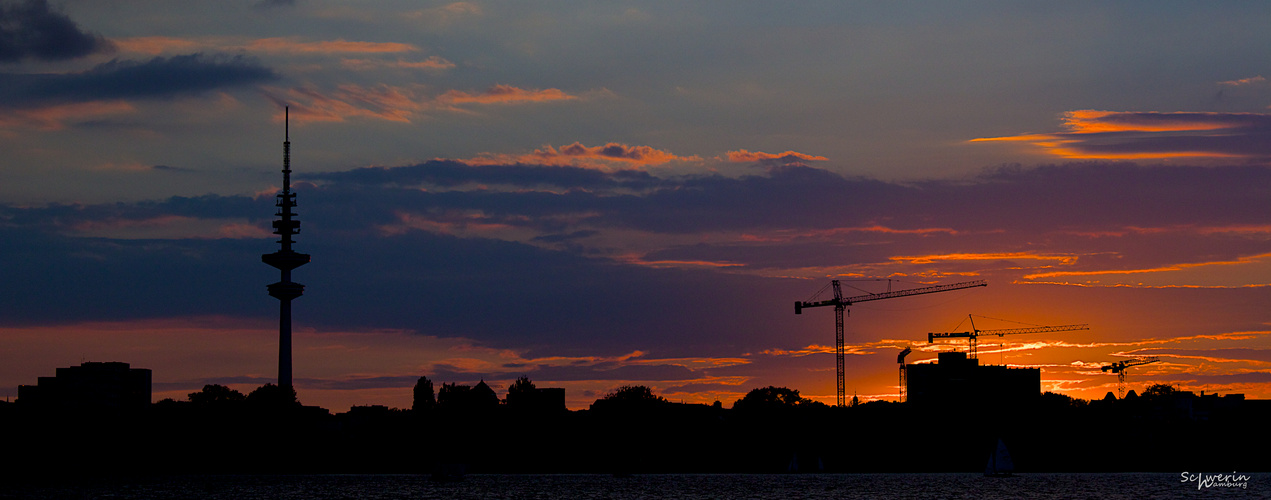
[261,107,310,389]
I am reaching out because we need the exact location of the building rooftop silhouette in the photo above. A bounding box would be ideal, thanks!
[904,351,1040,407]
[17,361,151,412]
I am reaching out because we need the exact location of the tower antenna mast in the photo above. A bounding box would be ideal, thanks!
[262,106,310,389]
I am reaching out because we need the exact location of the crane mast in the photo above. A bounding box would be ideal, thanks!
[1102,356,1160,399]
[794,279,986,406]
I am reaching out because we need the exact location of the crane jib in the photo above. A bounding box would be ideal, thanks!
[795,279,986,314]
[793,278,986,407]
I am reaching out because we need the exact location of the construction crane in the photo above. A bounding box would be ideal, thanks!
[927,314,1089,360]
[897,346,912,403]
[795,279,986,406]
[1102,357,1160,399]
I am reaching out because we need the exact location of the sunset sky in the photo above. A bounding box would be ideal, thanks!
[3,1,1271,411]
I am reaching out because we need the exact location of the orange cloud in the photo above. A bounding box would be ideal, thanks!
[1219,76,1266,86]
[113,36,420,56]
[269,84,581,124]
[68,216,272,240]
[1022,252,1271,284]
[267,84,428,123]
[247,37,418,54]
[725,149,828,162]
[1060,110,1244,134]
[613,255,747,269]
[112,36,205,55]
[739,225,959,243]
[380,211,524,237]
[890,252,1079,266]
[971,110,1271,161]
[0,101,135,131]
[341,56,456,71]
[438,84,577,105]
[466,142,700,169]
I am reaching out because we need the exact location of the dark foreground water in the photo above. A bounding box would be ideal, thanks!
[4,473,1266,499]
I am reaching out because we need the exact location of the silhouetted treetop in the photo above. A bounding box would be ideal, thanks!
[600,385,666,404]
[246,383,300,409]
[732,386,814,412]
[590,385,668,413]
[507,376,535,398]
[413,376,435,413]
[1143,383,1178,399]
[1039,391,1086,409]
[188,384,245,407]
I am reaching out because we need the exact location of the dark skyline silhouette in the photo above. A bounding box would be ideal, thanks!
[4,1,1271,460]
[6,360,1268,477]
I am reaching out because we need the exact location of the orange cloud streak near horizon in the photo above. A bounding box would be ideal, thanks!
[970,110,1270,160]
[465,142,699,170]
[1059,110,1243,134]
[114,36,420,55]
[890,252,1079,266]
[0,101,135,131]
[1022,252,1271,283]
[438,84,578,105]
[340,56,456,71]
[725,149,828,162]
[247,38,418,54]
[270,84,578,124]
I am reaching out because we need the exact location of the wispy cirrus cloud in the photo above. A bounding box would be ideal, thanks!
[269,84,428,123]
[340,56,455,71]
[890,252,1080,266]
[270,83,580,124]
[466,141,700,169]
[246,37,418,54]
[1219,76,1266,87]
[437,84,578,106]
[0,100,134,130]
[1022,252,1271,288]
[972,110,1271,162]
[114,36,421,56]
[724,149,828,163]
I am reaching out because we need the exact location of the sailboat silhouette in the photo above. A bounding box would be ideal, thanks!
[984,438,1015,477]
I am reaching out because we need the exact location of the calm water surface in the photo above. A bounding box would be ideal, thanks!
[5,473,1266,499]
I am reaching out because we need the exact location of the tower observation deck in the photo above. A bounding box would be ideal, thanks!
[261,107,310,389]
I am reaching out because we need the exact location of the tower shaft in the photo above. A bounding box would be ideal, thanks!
[262,107,309,389]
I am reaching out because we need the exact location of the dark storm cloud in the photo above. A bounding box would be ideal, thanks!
[30,162,1271,245]
[152,165,196,173]
[0,226,270,324]
[0,198,808,357]
[255,0,296,8]
[307,160,663,191]
[0,53,276,108]
[2,161,1270,358]
[0,194,261,230]
[0,0,114,62]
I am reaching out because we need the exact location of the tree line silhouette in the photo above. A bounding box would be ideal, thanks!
[3,376,1268,478]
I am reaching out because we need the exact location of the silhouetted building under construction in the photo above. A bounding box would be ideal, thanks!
[17,361,151,412]
[905,352,1039,407]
